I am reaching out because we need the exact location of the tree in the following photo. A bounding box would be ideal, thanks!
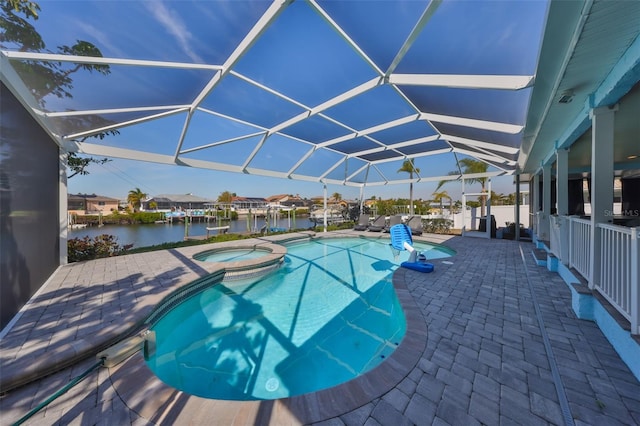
[2,0,113,178]
[397,159,420,215]
[437,158,489,216]
[217,191,234,203]
[331,192,342,204]
[432,190,451,214]
[67,154,110,179]
[127,188,147,212]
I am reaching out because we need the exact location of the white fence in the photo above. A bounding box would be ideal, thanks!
[555,216,639,335]
[596,224,638,326]
[568,217,592,281]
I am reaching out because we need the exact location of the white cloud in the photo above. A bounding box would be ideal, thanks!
[144,1,204,63]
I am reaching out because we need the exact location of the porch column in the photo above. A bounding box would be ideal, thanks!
[485,177,492,239]
[323,183,328,233]
[461,178,466,235]
[556,148,569,263]
[59,151,68,265]
[538,163,551,241]
[556,149,569,216]
[588,106,616,289]
[533,173,540,236]
[515,173,521,241]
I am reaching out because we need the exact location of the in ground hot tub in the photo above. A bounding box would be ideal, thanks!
[193,243,287,281]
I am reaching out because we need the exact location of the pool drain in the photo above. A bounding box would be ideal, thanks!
[265,378,279,392]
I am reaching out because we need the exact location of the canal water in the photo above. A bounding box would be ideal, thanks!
[68,217,317,249]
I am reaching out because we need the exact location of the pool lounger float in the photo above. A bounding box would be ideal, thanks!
[389,224,434,273]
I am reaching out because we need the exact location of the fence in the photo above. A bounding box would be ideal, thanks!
[568,217,592,280]
[562,216,639,335]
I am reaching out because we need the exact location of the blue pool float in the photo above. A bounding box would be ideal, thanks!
[389,224,434,273]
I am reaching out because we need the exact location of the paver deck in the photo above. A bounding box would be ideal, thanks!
[1,231,639,425]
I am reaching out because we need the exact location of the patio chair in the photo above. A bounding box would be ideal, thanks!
[367,215,387,232]
[407,216,423,235]
[353,214,370,231]
[383,215,403,233]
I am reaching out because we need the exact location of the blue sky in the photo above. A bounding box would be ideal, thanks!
[20,1,543,203]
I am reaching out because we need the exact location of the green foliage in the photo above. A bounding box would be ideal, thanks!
[217,191,234,203]
[67,153,111,179]
[72,212,164,225]
[423,219,453,234]
[67,234,132,262]
[216,210,238,220]
[127,187,147,212]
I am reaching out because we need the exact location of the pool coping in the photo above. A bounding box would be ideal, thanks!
[108,264,427,424]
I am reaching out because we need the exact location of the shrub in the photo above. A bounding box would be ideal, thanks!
[423,218,453,234]
[68,234,132,262]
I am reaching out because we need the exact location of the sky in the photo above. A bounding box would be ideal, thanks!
[67,156,525,202]
[8,1,543,204]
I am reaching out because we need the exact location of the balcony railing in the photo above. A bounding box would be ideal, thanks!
[597,223,638,327]
[568,217,591,280]
[554,216,639,335]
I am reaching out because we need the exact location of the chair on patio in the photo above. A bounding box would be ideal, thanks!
[407,216,423,235]
[384,215,403,233]
[353,214,370,231]
[367,215,387,232]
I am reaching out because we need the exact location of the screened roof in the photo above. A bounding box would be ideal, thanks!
[1,0,549,188]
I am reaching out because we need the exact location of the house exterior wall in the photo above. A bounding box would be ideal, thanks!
[0,84,60,329]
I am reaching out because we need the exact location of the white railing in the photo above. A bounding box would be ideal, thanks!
[569,217,592,280]
[550,216,562,258]
[596,224,638,326]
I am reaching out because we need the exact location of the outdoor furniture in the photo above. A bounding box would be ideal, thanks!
[367,215,387,232]
[407,216,423,236]
[384,215,403,233]
[353,214,370,231]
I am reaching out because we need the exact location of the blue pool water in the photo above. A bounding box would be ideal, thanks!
[144,237,452,400]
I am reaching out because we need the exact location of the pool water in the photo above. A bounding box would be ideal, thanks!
[145,237,451,400]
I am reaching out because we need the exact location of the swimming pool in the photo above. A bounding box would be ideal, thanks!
[144,237,452,400]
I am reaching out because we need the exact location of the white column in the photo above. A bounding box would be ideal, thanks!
[533,173,540,236]
[539,163,551,241]
[556,149,569,216]
[515,173,521,241]
[461,179,466,236]
[486,178,492,239]
[323,183,328,233]
[59,151,68,265]
[556,149,570,263]
[588,106,616,289]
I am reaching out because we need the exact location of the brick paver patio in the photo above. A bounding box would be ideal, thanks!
[1,231,639,425]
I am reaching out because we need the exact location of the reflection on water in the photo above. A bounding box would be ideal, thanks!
[145,238,416,400]
[68,218,315,248]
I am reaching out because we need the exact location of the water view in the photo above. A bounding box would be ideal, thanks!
[69,218,316,249]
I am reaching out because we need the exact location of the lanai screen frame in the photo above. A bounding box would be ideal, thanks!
[0,0,549,189]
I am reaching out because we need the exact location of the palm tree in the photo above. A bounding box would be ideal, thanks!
[432,190,451,215]
[397,159,420,215]
[332,192,342,203]
[127,187,147,212]
[437,158,489,216]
